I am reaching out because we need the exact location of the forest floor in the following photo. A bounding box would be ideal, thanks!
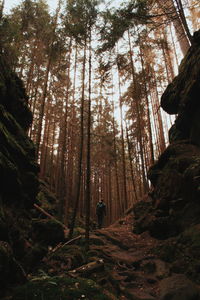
[40,214,169,299]
[87,214,166,300]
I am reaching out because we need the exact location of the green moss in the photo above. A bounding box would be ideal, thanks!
[12,276,111,300]
[0,120,26,159]
[0,105,37,166]
[0,104,38,206]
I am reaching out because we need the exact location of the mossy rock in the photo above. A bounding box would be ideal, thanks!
[12,276,112,300]
[133,200,153,220]
[0,56,32,130]
[32,219,64,246]
[0,104,39,206]
[154,224,200,283]
[35,181,57,216]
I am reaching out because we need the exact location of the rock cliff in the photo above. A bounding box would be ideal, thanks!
[133,30,200,294]
[0,54,39,294]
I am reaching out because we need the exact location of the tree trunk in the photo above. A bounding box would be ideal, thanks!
[111,97,122,218]
[85,30,92,251]
[35,0,62,157]
[174,0,192,43]
[125,123,138,203]
[157,0,190,55]
[68,36,87,239]
[66,43,78,218]
[57,38,72,222]
[117,59,128,211]
[0,0,5,19]
[128,30,148,194]
[138,42,155,166]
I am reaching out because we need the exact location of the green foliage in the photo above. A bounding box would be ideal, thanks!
[12,276,111,300]
[63,0,100,43]
[99,0,149,52]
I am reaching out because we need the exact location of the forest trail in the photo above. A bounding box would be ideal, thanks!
[88,215,166,300]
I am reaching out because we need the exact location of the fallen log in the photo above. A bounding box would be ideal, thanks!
[69,259,104,277]
[33,203,68,230]
[51,235,82,253]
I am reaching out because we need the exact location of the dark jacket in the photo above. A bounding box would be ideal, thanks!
[96,201,106,216]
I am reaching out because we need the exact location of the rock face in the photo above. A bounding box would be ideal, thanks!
[134,30,200,239]
[0,56,39,207]
[133,30,200,293]
[159,274,200,300]
[161,30,200,146]
[0,54,39,293]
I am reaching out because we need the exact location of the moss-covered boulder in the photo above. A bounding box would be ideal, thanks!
[35,180,57,217]
[32,219,65,246]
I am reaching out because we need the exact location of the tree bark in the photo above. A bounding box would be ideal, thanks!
[128,30,148,194]
[85,29,92,251]
[68,36,87,239]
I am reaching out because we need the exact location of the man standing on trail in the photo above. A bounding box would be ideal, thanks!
[96,199,106,229]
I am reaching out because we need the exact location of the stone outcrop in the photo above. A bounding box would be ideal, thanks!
[0,54,39,294]
[0,56,39,207]
[148,30,200,237]
[0,54,67,298]
[161,30,200,146]
[159,274,200,300]
[133,30,200,295]
[134,30,200,239]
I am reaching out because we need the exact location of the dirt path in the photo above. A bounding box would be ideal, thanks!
[89,215,168,300]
